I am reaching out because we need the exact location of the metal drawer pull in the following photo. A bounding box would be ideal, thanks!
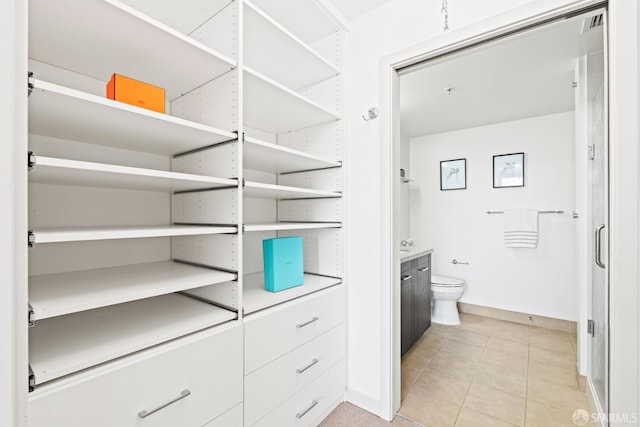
[296,400,319,419]
[138,389,191,419]
[296,358,319,374]
[297,316,319,328]
[417,267,430,272]
[401,275,412,281]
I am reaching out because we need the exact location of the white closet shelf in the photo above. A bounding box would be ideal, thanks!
[244,67,340,134]
[29,225,238,244]
[29,261,236,321]
[244,1,339,90]
[244,136,340,174]
[244,223,341,232]
[250,0,343,46]
[243,272,341,314]
[29,293,236,385]
[29,80,236,156]
[29,0,236,100]
[28,154,237,193]
[243,181,341,200]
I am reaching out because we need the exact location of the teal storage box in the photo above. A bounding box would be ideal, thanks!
[263,236,304,292]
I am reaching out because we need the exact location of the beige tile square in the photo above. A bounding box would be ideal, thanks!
[529,331,575,356]
[486,336,529,359]
[491,321,531,344]
[413,368,472,406]
[464,382,525,426]
[439,340,485,362]
[449,329,490,346]
[526,399,594,426]
[413,333,446,353]
[428,324,459,338]
[531,315,572,332]
[495,309,531,326]
[399,391,461,427]
[529,346,576,371]
[473,363,527,398]
[458,303,496,319]
[455,407,518,427]
[401,359,426,400]
[528,360,578,390]
[459,314,495,335]
[479,347,528,375]
[428,351,479,382]
[527,377,590,412]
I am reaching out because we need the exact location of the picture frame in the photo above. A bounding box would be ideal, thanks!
[440,158,466,191]
[493,152,525,188]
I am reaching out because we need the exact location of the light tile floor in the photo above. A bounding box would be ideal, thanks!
[398,313,592,427]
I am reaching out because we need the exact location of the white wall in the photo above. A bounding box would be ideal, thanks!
[409,112,577,320]
[344,0,538,416]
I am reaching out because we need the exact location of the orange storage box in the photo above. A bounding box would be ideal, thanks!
[106,74,165,114]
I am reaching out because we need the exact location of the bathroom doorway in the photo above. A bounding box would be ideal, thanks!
[392,7,608,424]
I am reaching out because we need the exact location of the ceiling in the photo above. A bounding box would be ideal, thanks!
[329,0,391,20]
[399,11,604,138]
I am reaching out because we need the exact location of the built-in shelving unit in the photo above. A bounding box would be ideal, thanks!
[23,0,345,424]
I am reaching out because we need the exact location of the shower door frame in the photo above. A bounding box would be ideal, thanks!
[378,0,640,422]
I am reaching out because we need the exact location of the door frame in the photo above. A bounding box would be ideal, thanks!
[379,0,639,420]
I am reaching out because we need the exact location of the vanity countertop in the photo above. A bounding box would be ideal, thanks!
[400,248,433,263]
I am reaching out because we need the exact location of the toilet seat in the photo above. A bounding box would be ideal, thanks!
[431,275,464,288]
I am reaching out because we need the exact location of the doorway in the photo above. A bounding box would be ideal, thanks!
[391,7,608,425]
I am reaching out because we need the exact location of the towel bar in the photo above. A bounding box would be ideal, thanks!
[486,210,564,215]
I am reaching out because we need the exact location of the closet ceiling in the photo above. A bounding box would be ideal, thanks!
[400,12,604,138]
[330,0,391,20]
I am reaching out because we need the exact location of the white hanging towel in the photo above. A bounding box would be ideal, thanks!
[504,208,539,248]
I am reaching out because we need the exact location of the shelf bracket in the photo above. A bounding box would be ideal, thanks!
[28,304,35,328]
[28,151,35,169]
[28,230,35,248]
[28,366,35,392]
[27,71,34,96]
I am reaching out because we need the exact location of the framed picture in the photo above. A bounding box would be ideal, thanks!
[440,158,466,190]
[493,152,524,188]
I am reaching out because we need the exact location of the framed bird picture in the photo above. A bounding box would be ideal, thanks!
[440,158,466,191]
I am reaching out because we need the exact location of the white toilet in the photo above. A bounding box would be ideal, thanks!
[431,275,465,325]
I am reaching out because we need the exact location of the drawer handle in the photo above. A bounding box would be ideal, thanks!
[138,389,191,419]
[401,275,412,281]
[297,316,319,329]
[296,358,319,374]
[418,267,430,272]
[296,399,319,419]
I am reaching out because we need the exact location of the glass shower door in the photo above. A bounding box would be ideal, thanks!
[587,49,608,418]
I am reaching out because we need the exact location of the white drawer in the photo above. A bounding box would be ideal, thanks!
[253,359,346,427]
[28,324,243,427]
[204,403,243,427]
[245,323,345,426]
[244,285,345,374]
